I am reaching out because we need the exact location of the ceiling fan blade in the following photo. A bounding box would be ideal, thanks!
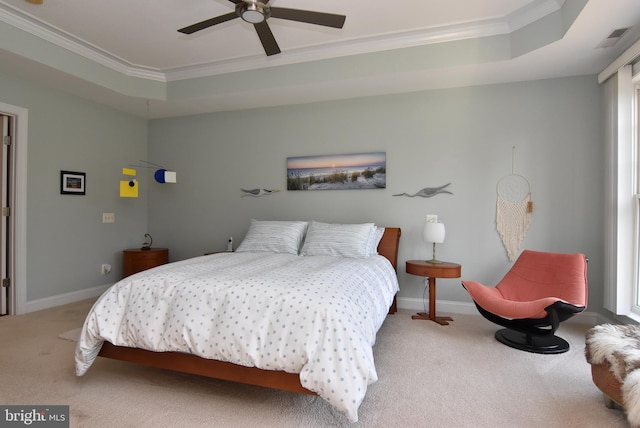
[254,21,281,56]
[227,0,243,4]
[270,8,346,29]
[178,12,238,34]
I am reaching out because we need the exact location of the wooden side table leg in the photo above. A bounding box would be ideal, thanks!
[428,277,436,321]
[411,276,453,325]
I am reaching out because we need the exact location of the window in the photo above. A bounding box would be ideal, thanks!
[634,82,640,313]
[603,62,637,321]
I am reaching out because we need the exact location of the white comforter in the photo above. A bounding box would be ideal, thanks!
[75,252,399,422]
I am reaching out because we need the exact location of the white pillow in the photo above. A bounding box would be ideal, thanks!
[300,221,376,258]
[235,220,308,255]
[365,226,385,256]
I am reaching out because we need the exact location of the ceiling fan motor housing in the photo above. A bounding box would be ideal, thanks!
[237,0,270,24]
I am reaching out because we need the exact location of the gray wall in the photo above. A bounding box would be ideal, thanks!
[0,68,148,302]
[148,75,604,312]
[0,67,605,315]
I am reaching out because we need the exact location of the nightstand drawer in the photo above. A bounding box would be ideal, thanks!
[122,248,169,277]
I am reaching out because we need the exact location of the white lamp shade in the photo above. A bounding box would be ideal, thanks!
[424,222,445,244]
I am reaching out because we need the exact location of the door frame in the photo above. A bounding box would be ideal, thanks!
[0,101,27,315]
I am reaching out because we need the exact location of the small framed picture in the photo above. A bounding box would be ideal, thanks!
[60,171,86,195]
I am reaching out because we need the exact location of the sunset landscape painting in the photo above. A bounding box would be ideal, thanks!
[287,152,386,191]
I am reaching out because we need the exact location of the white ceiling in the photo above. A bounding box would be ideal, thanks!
[0,0,639,118]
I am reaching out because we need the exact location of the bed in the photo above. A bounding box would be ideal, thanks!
[75,221,401,422]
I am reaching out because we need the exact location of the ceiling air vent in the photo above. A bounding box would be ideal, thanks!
[597,27,630,48]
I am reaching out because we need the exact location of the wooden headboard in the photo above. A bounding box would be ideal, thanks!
[378,227,401,270]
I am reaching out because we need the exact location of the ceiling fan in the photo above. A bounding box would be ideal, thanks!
[178,0,346,56]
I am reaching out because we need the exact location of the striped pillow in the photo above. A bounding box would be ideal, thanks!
[300,221,376,258]
[236,220,309,255]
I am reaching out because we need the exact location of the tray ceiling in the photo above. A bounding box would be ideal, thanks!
[0,0,639,117]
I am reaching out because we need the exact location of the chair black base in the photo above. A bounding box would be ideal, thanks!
[495,328,570,354]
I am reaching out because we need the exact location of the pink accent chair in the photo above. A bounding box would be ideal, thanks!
[462,250,588,354]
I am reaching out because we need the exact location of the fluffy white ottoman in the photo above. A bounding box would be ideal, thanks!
[586,324,640,427]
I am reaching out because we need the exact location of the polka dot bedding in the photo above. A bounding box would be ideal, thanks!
[75,251,399,422]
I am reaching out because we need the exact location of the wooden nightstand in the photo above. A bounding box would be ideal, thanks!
[406,260,462,325]
[123,248,169,277]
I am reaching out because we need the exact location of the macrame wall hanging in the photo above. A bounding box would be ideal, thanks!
[496,147,533,262]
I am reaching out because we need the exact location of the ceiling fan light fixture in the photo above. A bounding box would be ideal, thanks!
[239,2,269,24]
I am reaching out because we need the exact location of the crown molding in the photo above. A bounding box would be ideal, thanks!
[507,0,565,31]
[0,2,166,82]
[0,0,561,84]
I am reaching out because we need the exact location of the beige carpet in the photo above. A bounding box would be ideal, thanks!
[0,299,629,427]
[58,327,81,342]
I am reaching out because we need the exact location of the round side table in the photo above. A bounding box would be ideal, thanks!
[406,260,462,325]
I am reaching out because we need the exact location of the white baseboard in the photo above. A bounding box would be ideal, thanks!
[24,283,112,314]
[397,297,479,315]
[21,288,615,328]
[396,296,607,327]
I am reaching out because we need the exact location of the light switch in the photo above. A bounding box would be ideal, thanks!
[102,212,115,223]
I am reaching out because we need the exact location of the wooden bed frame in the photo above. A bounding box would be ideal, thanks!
[98,227,401,395]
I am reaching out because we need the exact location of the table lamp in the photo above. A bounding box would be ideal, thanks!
[424,221,445,263]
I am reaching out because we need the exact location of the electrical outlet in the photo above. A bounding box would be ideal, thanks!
[102,213,115,223]
[426,214,438,223]
[101,264,111,275]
